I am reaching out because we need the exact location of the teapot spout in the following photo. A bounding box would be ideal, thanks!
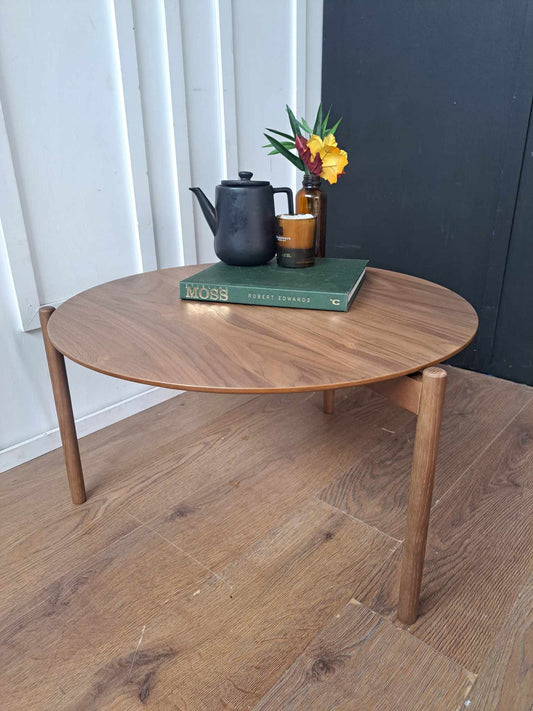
[189,188,216,235]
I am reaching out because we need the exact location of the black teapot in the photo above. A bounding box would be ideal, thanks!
[190,171,293,266]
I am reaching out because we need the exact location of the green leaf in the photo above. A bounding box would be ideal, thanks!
[326,117,342,136]
[300,117,313,134]
[263,137,281,155]
[264,134,304,171]
[312,102,323,135]
[265,127,294,141]
[263,136,295,156]
[285,105,302,137]
[262,141,295,150]
[321,105,332,137]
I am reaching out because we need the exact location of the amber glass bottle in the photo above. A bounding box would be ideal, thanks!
[295,174,327,257]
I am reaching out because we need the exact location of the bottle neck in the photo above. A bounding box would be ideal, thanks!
[302,174,322,189]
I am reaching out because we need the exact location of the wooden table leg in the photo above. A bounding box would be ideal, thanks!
[39,307,86,505]
[398,366,447,624]
[323,390,335,414]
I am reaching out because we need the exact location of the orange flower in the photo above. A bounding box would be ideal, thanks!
[307,133,348,184]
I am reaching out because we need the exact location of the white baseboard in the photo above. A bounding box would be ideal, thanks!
[0,387,183,473]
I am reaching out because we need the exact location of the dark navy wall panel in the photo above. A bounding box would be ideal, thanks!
[322,0,533,382]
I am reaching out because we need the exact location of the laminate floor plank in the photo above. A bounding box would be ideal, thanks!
[1,367,531,710]
[359,398,533,671]
[123,390,333,523]
[142,387,413,575]
[150,501,400,710]
[0,525,213,710]
[0,504,140,619]
[254,598,475,711]
[125,385,415,526]
[0,391,253,513]
[0,392,256,615]
[2,387,387,619]
[466,575,533,710]
[319,367,532,539]
[0,499,398,709]
[0,391,255,549]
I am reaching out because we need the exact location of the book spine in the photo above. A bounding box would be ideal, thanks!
[179,281,348,311]
[346,271,366,309]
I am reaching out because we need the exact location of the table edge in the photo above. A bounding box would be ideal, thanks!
[47,266,479,393]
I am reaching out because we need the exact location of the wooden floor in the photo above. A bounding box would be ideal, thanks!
[1,366,532,710]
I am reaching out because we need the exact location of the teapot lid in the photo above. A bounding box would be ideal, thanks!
[221,171,269,187]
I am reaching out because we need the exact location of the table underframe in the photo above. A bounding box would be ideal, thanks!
[39,305,447,625]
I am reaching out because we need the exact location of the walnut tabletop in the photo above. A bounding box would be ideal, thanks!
[47,265,478,394]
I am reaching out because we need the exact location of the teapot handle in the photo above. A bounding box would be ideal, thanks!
[273,187,294,215]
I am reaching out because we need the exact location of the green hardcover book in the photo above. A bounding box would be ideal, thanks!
[179,258,368,312]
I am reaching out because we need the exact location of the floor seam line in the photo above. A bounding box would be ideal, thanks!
[314,495,403,545]
[347,591,479,680]
[139,521,232,588]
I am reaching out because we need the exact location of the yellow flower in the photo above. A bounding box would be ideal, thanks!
[307,133,348,184]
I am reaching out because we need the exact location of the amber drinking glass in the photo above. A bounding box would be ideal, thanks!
[276,214,316,268]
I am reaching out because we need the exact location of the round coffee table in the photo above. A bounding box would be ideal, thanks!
[39,265,477,623]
